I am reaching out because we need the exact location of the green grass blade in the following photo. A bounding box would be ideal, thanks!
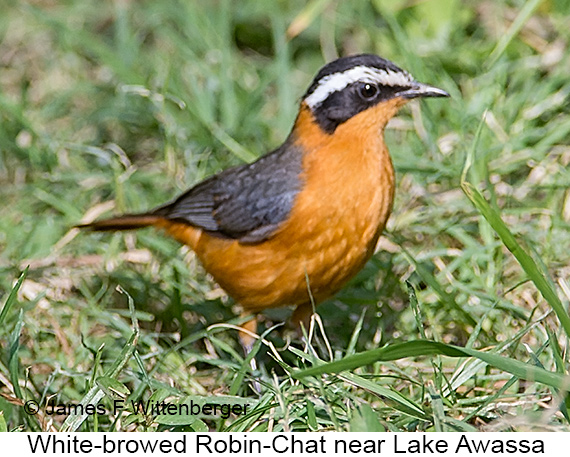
[486,0,543,68]
[61,327,139,431]
[8,310,25,400]
[428,382,446,432]
[461,113,570,339]
[0,412,7,433]
[0,267,28,326]
[8,309,40,431]
[340,371,428,420]
[461,189,570,339]
[306,400,318,430]
[401,247,476,327]
[228,326,269,396]
[346,308,367,356]
[408,281,427,339]
[349,404,385,432]
[293,340,570,392]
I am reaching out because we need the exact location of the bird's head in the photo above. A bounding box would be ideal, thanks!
[301,54,449,135]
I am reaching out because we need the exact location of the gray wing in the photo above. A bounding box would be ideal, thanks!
[153,140,303,243]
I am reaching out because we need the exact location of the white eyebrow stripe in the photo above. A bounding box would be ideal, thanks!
[304,65,415,109]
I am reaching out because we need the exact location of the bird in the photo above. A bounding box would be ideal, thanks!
[78,54,449,347]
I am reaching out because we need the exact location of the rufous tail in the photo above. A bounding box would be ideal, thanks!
[76,214,164,231]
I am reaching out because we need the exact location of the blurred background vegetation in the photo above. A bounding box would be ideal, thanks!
[1,0,570,431]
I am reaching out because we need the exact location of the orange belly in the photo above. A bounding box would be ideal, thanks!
[157,104,396,312]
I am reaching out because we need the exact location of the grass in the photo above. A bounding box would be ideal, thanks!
[1,0,570,432]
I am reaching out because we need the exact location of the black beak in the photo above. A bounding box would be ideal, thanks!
[399,82,449,99]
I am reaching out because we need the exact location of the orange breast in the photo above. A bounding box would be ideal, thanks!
[159,101,397,312]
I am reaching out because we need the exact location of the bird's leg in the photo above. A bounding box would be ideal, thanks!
[239,312,258,354]
[291,302,315,341]
[238,313,262,393]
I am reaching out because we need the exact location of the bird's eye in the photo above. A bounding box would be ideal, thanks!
[357,83,379,100]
